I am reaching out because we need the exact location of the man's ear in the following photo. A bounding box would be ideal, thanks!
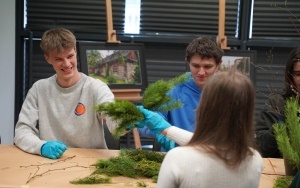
[44,54,51,65]
[216,60,222,71]
[218,59,223,65]
[186,61,191,71]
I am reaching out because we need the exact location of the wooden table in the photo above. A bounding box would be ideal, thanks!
[0,144,285,188]
[0,144,156,188]
[260,158,286,187]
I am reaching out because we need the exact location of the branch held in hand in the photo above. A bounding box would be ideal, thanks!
[96,73,188,138]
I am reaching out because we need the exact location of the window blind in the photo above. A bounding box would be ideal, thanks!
[140,0,239,37]
[26,0,125,39]
[252,0,300,38]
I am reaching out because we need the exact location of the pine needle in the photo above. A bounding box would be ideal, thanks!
[274,97,300,168]
[91,149,165,182]
[70,174,111,184]
[273,176,293,188]
[142,73,188,111]
[137,181,148,187]
[141,80,173,110]
[92,156,138,178]
[95,100,144,138]
[95,72,189,138]
[120,148,165,163]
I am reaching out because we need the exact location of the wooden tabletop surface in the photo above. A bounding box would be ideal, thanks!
[0,144,285,188]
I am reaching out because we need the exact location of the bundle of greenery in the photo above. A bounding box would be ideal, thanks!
[95,72,188,138]
[273,96,300,187]
[274,97,300,169]
[70,149,165,184]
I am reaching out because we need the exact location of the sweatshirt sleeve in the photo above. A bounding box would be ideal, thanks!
[94,81,119,133]
[166,126,193,146]
[14,85,46,155]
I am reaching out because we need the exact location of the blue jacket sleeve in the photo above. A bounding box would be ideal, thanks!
[138,126,154,138]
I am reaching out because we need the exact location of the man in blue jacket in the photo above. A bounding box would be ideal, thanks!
[139,36,223,151]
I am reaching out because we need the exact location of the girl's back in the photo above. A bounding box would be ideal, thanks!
[157,146,263,188]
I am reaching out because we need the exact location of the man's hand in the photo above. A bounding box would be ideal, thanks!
[153,131,175,151]
[135,106,171,133]
[41,141,68,159]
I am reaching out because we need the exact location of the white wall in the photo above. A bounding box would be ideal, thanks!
[0,0,15,144]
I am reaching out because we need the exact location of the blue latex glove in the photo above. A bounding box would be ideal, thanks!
[135,106,171,133]
[41,141,68,159]
[152,131,175,152]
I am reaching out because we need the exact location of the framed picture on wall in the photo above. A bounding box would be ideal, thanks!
[221,50,257,82]
[78,42,148,91]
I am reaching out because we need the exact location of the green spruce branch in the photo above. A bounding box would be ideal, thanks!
[71,149,165,184]
[92,149,164,182]
[274,97,300,168]
[142,73,188,111]
[70,175,111,184]
[273,176,293,188]
[95,72,189,138]
[95,100,144,138]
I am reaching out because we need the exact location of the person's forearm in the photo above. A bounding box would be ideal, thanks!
[160,127,170,136]
[161,126,193,146]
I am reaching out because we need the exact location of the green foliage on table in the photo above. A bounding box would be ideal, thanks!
[70,174,111,184]
[137,181,148,187]
[274,97,300,169]
[95,72,189,138]
[273,176,293,188]
[92,149,165,182]
[70,149,165,184]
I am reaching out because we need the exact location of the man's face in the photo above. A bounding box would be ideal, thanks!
[293,61,300,92]
[44,48,78,86]
[188,54,221,89]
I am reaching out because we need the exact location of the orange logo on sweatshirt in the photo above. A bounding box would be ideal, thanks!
[75,103,86,116]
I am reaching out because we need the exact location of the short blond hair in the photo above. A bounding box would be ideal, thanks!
[40,28,76,54]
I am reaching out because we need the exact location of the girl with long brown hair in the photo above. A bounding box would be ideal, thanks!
[137,70,263,187]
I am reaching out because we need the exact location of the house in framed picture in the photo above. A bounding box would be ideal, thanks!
[79,42,148,90]
[89,50,139,84]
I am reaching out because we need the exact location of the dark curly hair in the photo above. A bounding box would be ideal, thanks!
[185,36,224,64]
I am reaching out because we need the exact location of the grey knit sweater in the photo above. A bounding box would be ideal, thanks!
[14,73,118,155]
